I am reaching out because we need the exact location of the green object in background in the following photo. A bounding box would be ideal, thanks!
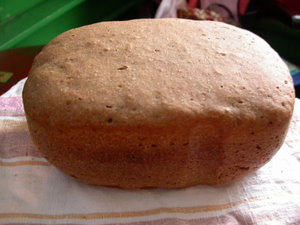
[0,71,13,83]
[0,0,45,22]
[0,0,145,50]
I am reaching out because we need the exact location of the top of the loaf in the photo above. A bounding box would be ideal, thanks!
[23,18,294,127]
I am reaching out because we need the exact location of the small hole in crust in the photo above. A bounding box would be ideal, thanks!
[256,145,261,150]
[276,86,280,89]
[151,144,157,148]
[183,142,189,146]
[66,100,71,105]
[154,49,160,52]
[220,85,224,88]
[284,80,288,84]
[281,102,285,107]
[107,118,113,123]
[106,105,112,108]
[117,66,128,70]
[238,166,250,170]
[117,84,123,88]
[238,100,243,104]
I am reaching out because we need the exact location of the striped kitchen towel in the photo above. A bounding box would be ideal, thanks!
[1,79,300,225]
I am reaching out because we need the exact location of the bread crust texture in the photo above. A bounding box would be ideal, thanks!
[23,19,295,188]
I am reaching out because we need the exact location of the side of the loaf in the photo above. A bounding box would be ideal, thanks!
[26,106,292,188]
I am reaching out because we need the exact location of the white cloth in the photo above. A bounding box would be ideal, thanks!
[155,0,186,18]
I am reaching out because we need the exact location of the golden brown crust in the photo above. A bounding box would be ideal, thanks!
[23,18,295,188]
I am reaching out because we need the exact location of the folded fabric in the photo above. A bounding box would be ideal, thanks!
[0,79,300,225]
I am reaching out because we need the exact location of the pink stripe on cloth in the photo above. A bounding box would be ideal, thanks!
[0,96,24,117]
[2,200,300,224]
[3,210,300,225]
[2,216,235,225]
[1,217,238,225]
[0,131,41,158]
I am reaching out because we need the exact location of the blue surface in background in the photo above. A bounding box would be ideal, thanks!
[293,73,300,87]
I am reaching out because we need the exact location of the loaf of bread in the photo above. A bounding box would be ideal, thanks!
[23,18,295,188]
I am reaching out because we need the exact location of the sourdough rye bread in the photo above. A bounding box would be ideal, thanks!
[23,18,295,188]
